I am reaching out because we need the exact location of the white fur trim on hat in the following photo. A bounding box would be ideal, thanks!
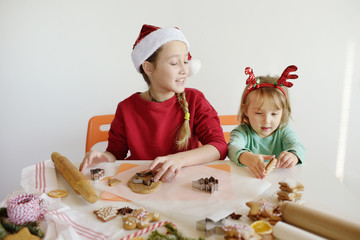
[131,27,190,72]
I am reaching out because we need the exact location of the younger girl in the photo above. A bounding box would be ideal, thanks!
[228,65,305,179]
[80,24,227,182]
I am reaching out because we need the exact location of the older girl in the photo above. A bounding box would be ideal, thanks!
[80,24,227,182]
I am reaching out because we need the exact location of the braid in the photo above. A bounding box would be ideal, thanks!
[176,92,191,150]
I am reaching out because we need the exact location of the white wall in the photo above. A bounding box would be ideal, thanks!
[1,0,359,201]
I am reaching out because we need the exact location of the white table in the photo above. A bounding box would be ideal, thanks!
[3,159,360,239]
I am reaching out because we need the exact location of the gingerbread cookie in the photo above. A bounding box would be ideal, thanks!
[127,171,162,194]
[279,179,304,192]
[108,178,121,186]
[222,223,261,240]
[246,200,282,225]
[265,158,277,175]
[277,191,302,201]
[4,227,40,240]
[122,208,161,230]
[94,206,120,222]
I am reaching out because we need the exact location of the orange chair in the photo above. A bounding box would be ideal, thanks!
[218,115,240,142]
[85,114,115,152]
[85,114,239,152]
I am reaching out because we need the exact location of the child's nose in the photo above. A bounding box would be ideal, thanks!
[263,114,271,123]
[179,62,188,75]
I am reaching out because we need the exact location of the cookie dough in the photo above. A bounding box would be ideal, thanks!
[127,171,162,194]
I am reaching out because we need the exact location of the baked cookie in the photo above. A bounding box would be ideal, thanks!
[279,179,304,192]
[127,171,162,194]
[122,208,161,230]
[265,158,277,175]
[93,206,120,222]
[277,191,302,201]
[108,178,121,186]
[222,224,261,240]
[246,200,282,225]
[4,227,40,240]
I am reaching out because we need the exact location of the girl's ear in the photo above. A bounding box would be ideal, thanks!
[142,61,153,76]
[242,104,248,116]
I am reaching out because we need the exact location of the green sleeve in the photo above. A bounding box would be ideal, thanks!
[280,125,306,164]
[227,125,251,166]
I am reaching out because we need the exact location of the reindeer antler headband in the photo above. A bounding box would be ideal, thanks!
[243,65,298,104]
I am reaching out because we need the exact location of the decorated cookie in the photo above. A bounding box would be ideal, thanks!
[128,171,162,194]
[93,206,120,222]
[47,190,68,198]
[222,223,261,240]
[122,208,161,230]
[246,200,282,225]
[4,227,40,240]
[265,158,277,175]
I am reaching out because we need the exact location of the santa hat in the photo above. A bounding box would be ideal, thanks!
[131,24,201,77]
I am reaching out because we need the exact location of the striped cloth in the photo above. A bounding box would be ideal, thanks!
[21,160,59,194]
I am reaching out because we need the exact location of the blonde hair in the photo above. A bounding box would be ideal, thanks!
[238,76,292,127]
[140,46,192,150]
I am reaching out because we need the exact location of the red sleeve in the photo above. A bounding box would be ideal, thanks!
[106,102,129,160]
[188,89,228,160]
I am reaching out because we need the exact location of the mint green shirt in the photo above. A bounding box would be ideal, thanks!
[228,124,305,165]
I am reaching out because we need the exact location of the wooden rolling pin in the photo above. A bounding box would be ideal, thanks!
[51,152,98,203]
[281,201,360,240]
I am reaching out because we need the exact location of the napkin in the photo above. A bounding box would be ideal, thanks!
[273,221,326,240]
[42,194,119,240]
[21,160,59,194]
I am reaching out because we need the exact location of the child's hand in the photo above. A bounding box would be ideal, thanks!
[239,152,275,179]
[149,154,184,182]
[277,151,298,168]
[79,151,113,173]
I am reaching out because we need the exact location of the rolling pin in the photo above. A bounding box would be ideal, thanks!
[281,201,360,240]
[51,152,98,203]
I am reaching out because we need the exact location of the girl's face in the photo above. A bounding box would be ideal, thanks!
[146,41,189,100]
[245,94,283,138]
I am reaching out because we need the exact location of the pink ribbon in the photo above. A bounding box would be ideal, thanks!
[7,194,46,225]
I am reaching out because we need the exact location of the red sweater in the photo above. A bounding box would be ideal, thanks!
[106,88,227,160]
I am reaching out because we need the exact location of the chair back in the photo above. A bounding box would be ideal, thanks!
[85,114,115,152]
[218,115,240,142]
[85,114,239,152]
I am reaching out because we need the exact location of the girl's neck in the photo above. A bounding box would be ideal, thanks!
[148,89,175,102]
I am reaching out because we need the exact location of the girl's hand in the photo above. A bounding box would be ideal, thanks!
[79,151,114,173]
[149,154,184,182]
[277,151,298,168]
[239,152,275,179]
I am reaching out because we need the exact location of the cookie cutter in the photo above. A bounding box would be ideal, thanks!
[133,171,155,186]
[90,168,105,181]
[192,176,219,193]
